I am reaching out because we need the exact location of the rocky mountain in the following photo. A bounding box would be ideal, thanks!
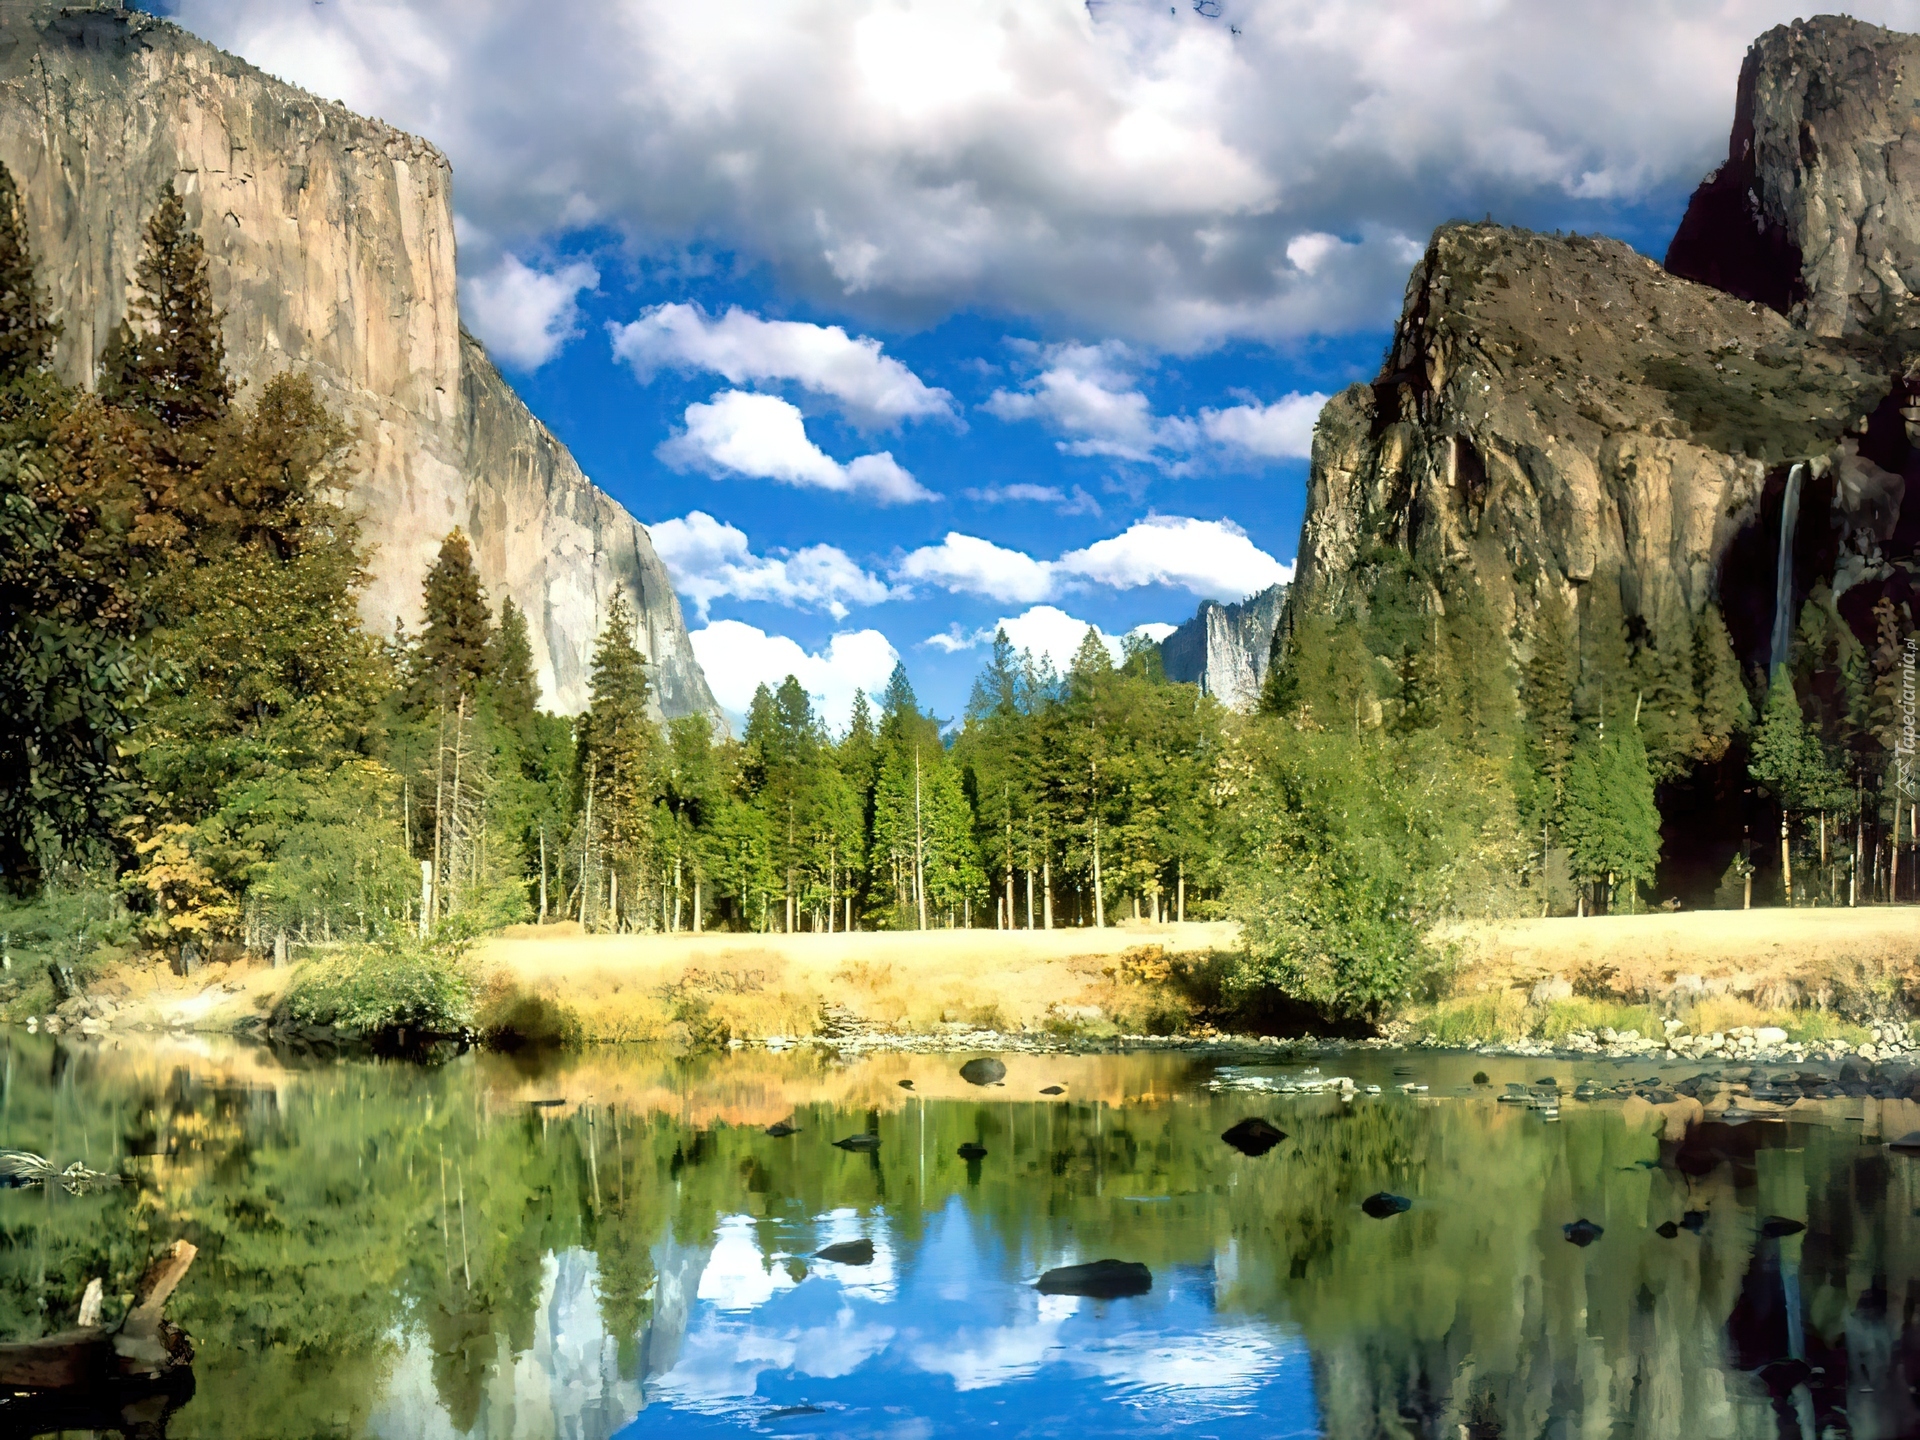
[0,0,718,720]
[1158,583,1287,711]
[1287,13,1919,688]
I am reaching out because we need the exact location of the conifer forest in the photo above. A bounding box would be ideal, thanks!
[0,166,1914,1029]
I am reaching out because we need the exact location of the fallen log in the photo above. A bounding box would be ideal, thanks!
[0,1240,197,1390]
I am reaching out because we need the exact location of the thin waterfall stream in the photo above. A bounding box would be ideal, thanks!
[1769,460,1805,671]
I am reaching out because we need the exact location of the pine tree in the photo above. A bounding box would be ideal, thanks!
[489,595,540,742]
[1561,719,1660,911]
[577,594,657,926]
[1576,570,1633,728]
[1749,669,1816,904]
[0,162,54,383]
[1693,603,1750,764]
[1519,589,1577,820]
[413,530,494,705]
[100,184,230,431]
[1632,603,1702,782]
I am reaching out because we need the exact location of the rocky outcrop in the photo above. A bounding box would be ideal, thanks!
[1290,17,1920,667]
[0,1,718,720]
[1159,583,1286,711]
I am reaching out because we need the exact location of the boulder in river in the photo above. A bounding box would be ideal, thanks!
[1036,1259,1152,1298]
[1220,1118,1288,1157]
[1361,1193,1412,1219]
[765,1122,800,1137]
[1656,1221,1681,1238]
[833,1134,880,1152]
[898,1079,914,1090]
[1887,1131,1920,1154]
[1040,1085,1066,1095]
[1680,1210,1708,1233]
[1760,1216,1805,1238]
[957,1142,988,1161]
[815,1239,875,1266]
[960,1058,1007,1086]
[1563,1219,1604,1246]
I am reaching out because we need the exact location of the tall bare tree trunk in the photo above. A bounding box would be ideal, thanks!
[1781,809,1793,906]
[1177,859,1185,923]
[432,705,447,921]
[539,827,548,922]
[1044,853,1054,930]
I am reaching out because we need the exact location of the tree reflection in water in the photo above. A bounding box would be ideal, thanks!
[0,1037,1915,1438]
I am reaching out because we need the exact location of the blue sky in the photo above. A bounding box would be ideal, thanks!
[158,0,1920,726]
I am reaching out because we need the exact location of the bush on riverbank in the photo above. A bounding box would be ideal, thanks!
[276,925,478,1039]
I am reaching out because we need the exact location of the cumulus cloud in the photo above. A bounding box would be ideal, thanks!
[963,482,1101,515]
[609,303,954,426]
[659,390,934,503]
[894,533,1054,603]
[689,620,899,732]
[926,606,1174,673]
[459,254,598,368]
[1198,393,1327,459]
[169,0,1872,348]
[648,511,894,619]
[987,342,1325,467]
[895,515,1289,605]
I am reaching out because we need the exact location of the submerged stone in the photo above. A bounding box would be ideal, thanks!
[1361,1192,1412,1219]
[1760,1216,1805,1238]
[833,1134,880,1152]
[1656,1221,1681,1238]
[1040,1085,1066,1095]
[1563,1219,1604,1246]
[1036,1259,1152,1298]
[765,1122,800,1137]
[957,1143,988,1161]
[1220,1117,1287,1156]
[960,1058,1007,1086]
[1680,1210,1708,1233]
[1887,1131,1920,1154]
[815,1239,875,1266]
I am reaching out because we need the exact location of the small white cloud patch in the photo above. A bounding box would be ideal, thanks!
[659,390,934,504]
[459,255,598,369]
[648,511,893,620]
[690,620,900,734]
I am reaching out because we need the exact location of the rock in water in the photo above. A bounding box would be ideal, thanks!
[1760,1216,1806,1238]
[1039,1085,1066,1095]
[1471,1072,1490,1086]
[764,1122,800,1137]
[1656,1221,1681,1238]
[1220,1118,1288,1157]
[1361,1193,1412,1219]
[0,6,721,723]
[957,1143,988,1161]
[960,1058,1007,1086]
[814,1239,875,1266]
[1680,1210,1708,1233]
[1887,1131,1920,1154]
[1563,1220,1604,1247]
[833,1135,880,1152]
[1036,1260,1152,1298]
[897,1079,914,1090]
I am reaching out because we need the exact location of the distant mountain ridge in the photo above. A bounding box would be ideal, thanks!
[0,0,719,720]
[1158,584,1287,711]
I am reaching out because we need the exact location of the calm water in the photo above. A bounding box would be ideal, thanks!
[2,1037,1917,1439]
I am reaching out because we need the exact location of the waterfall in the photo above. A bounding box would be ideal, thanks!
[1769,461,1805,672]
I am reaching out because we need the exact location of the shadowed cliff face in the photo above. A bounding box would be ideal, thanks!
[0,4,718,721]
[1292,14,1920,673]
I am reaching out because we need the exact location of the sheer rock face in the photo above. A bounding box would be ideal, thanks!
[1292,17,1920,662]
[0,4,718,720]
[1159,583,1287,711]
[1668,15,1920,339]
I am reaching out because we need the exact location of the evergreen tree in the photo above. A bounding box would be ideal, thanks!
[1631,602,1702,782]
[576,594,656,927]
[489,596,540,743]
[1519,588,1577,826]
[1692,603,1750,764]
[1561,720,1660,911]
[0,162,54,382]
[100,184,230,431]
[413,530,494,706]
[1576,570,1633,728]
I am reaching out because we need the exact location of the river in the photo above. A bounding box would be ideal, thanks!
[1,1036,1915,1438]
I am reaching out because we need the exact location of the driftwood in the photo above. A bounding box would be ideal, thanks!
[0,1240,197,1389]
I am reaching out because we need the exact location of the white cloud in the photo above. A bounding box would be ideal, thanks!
[928,606,1177,672]
[987,343,1326,469]
[895,515,1289,605]
[171,0,1864,347]
[1060,516,1291,600]
[609,303,954,427]
[689,620,899,732]
[893,532,1054,603]
[648,511,893,620]
[659,390,934,504]
[459,254,598,369]
[964,483,1102,515]
[1199,393,1327,459]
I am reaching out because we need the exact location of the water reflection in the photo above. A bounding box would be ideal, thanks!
[2,1037,1920,1436]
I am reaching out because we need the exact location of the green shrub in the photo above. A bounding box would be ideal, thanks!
[475,979,582,1051]
[277,924,477,1037]
[1535,999,1662,1043]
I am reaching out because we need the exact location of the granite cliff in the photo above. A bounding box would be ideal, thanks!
[0,0,718,720]
[1158,583,1287,711]
[1288,14,1920,682]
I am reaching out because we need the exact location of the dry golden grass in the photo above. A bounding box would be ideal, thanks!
[475,920,1238,1043]
[1438,906,1920,1003]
